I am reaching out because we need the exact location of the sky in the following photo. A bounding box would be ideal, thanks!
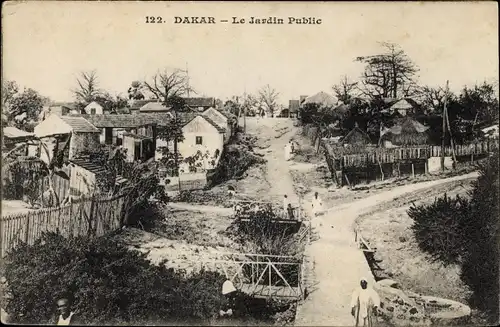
[2,1,499,105]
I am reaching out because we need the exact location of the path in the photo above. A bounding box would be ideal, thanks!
[244,118,301,204]
[167,202,233,215]
[294,171,478,326]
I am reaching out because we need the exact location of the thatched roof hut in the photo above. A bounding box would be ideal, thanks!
[381,117,430,146]
[341,123,372,146]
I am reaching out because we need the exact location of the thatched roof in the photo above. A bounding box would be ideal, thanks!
[302,92,338,107]
[341,124,372,146]
[382,117,430,146]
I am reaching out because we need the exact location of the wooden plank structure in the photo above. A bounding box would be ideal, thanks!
[0,194,127,257]
[201,252,304,300]
[322,139,499,186]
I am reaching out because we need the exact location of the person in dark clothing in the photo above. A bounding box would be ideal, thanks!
[53,296,82,325]
[287,203,295,219]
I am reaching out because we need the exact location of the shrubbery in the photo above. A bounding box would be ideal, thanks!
[4,232,227,325]
[408,151,499,321]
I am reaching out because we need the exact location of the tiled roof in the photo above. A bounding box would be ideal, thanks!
[302,92,338,107]
[70,159,107,174]
[200,116,226,133]
[128,99,159,110]
[115,107,131,114]
[59,116,100,133]
[80,113,173,128]
[3,127,35,139]
[139,102,171,112]
[183,97,215,108]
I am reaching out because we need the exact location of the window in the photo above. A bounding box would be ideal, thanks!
[195,136,203,145]
[90,108,96,115]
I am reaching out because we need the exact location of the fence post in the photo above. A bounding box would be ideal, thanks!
[88,195,96,237]
[24,214,31,244]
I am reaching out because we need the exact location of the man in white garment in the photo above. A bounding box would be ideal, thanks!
[283,195,289,217]
[350,278,380,327]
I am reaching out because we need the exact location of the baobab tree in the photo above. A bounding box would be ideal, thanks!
[356,42,419,99]
[142,68,195,101]
[332,75,358,104]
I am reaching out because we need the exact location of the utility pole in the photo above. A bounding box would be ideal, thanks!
[243,86,247,133]
[441,80,449,172]
[186,62,190,98]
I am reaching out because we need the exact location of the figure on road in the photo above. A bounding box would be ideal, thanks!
[311,192,324,216]
[284,142,293,161]
[283,195,289,215]
[287,203,295,219]
[350,278,380,327]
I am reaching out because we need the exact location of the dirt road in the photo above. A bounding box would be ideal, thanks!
[243,117,302,205]
[294,171,478,326]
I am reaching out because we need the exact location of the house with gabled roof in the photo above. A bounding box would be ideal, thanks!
[184,97,216,112]
[202,107,236,143]
[34,114,100,161]
[84,101,104,115]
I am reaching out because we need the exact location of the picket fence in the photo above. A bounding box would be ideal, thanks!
[0,194,127,257]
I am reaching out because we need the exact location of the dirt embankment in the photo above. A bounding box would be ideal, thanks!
[355,178,475,304]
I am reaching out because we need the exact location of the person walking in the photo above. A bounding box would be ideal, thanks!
[287,203,295,220]
[311,192,324,217]
[284,142,293,161]
[350,278,381,327]
[283,195,289,217]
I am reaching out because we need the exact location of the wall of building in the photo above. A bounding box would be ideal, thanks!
[69,133,100,159]
[203,108,231,143]
[84,102,104,115]
[178,116,224,160]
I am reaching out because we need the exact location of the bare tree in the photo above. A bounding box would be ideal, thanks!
[356,42,419,99]
[332,75,358,104]
[72,70,102,105]
[142,68,195,101]
[420,85,448,113]
[258,85,280,116]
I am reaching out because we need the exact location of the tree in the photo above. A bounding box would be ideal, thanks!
[2,80,19,112]
[420,85,448,114]
[94,93,128,113]
[457,81,499,124]
[72,70,102,109]
[258,85,280,116]
[127,81,145,100]
[142,68,194,101]
[7,87,49,131]
[356,42,419,99]
[332,75,358,104]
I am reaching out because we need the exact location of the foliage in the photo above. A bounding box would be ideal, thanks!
[3,232,228,325]
[72,70,102,110]
[408,193,471,265]
[332,75,359,104]
[6,87,48,130]
[460,151,499,319]
[258,84,280,116]
[127,80,145,100]
[408,151,499,320]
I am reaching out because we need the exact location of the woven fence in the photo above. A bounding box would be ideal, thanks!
[1,194,127,257]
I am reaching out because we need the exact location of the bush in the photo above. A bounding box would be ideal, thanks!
[408,193,470,265]
[408,151,499,321]
[460,152,499,320]
[4,232,227,325]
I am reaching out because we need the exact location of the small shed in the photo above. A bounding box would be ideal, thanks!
[341,123,373,146]
[69,159,128,196]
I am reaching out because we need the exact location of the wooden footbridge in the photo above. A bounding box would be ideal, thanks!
[201,252,305,300]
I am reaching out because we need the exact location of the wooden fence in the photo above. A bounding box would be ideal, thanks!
[323,139,499,168]
[0,194,127,257]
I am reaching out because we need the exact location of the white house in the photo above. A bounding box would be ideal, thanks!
[84,101,104,115]
[202,107,232,143]
[155,114,225,172]
[34,114,100,162]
